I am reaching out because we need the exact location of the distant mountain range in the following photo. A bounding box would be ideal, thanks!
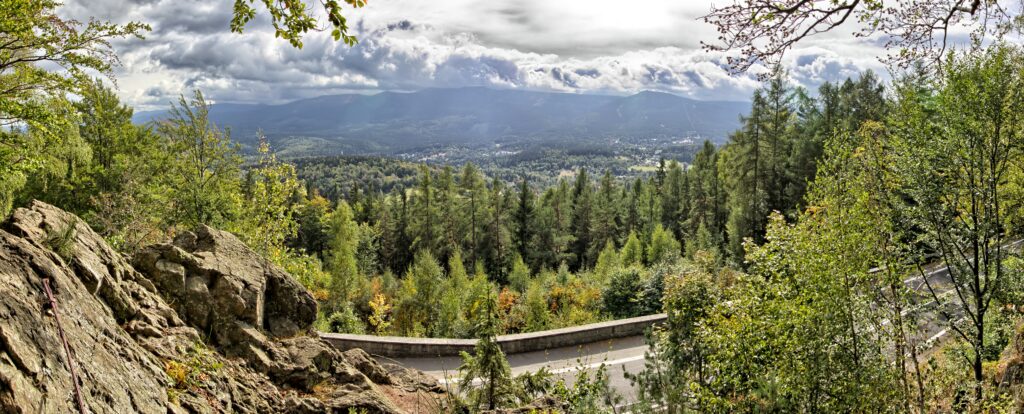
[134,87,749,152]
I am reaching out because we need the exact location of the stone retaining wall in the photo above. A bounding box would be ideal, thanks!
[320,313,666,357]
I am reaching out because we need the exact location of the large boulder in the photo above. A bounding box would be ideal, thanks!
[132,227,405,396]
[0,201,442,413]
[132,226,317,352]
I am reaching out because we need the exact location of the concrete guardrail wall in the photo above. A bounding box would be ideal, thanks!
[320,313,667,358]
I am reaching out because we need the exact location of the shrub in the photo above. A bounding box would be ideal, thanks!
[603,267,646,318]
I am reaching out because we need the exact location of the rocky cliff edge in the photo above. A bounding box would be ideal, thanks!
[0,201,443,413]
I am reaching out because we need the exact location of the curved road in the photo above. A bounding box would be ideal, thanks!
[379,335,649,399]
[380,241,1022,401]
[378,262,966,400]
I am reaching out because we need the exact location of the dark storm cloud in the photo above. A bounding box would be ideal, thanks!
[150,2,234,35]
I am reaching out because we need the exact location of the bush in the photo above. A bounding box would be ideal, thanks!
[321,302,366,334]
[637,264,668,315]
[603,267,647,318]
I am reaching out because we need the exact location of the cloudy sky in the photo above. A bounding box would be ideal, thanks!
[62,0,890,110]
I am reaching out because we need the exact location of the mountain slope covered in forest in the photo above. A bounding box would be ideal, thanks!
[134,87,749,150]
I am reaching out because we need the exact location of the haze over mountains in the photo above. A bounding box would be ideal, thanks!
[134,87,749,152]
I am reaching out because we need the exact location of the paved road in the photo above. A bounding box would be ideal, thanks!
[380,335,649,399]
[384,241,1021,402]
[902,239,1024,348]
[382,263,965,401]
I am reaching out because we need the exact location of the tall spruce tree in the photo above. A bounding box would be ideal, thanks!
[513,178,535,261]
[570,168,594,270]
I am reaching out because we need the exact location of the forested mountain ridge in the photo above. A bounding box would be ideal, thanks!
[133,87,749,151]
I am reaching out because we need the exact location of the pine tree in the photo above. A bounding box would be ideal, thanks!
[436,251,469,337]
[459,290,514,410]
[686,141,725,255]
[724,89,769,260]
[397,250,445,336]
[534,186,574,270]
[626,178,642,233]
[594,240,621,281]
[762,67,795,212]
[570,168,593,270]
[590,170,621,261]
[637,177,661,242]
[513,178,535,261]
[482,178,513,281]
[660,161,685,241]
[375,192,402,274]
[460,163,487,266]
[436,166,459,262]
[409,165,439,255]
[647,224,681,264]
[507,254,531,293]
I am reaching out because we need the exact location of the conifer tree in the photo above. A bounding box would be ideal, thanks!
[590,170,621,260]
[594,240,621,281]
[621,231,644,267]
[570,169,593,270]
[410,165,439,255]
[647,224,681,264]
[436,166,459,262]
[459,290,514,410]
[513,178,535,261]
[660,161,685,241]
[460,163,487,265]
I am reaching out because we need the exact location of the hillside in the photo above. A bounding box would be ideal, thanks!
[0,201,443,413]
[134,87,749,151]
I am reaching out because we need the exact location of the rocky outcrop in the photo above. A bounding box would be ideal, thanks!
[133,226,317,345]
[0,202,171,413]
[996,320,1024,411]
[0,201,442,413]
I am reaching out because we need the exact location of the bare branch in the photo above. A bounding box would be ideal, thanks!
[703,0,1018,74]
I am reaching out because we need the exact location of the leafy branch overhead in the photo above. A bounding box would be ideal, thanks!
[0,0,148,214]
[703,0,1019,73]
[230,0,368,48]
[0,0,148,128]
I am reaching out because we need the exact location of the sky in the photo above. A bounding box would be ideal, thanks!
[61,0,891,110]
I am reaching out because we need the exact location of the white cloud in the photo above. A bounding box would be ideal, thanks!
[60,0,890,110]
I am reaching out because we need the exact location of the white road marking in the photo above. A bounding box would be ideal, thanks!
[434,354,646,384]
[927,328,949,344]
[546,354,646,375]
[903,266,948,285]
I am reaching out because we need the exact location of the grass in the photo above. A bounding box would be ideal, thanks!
[43,219,77,261]
[164,342,224,405]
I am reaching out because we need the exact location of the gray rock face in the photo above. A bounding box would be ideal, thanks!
[0,202,174,413]
[0,201,442,413]
[132,226,317,351]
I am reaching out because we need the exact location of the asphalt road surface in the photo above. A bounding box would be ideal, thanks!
[381,262,972,401]
[379,335,649,400]
[384,240,1022,403]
